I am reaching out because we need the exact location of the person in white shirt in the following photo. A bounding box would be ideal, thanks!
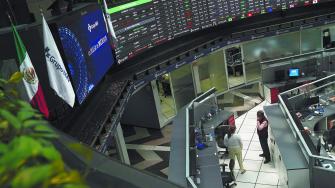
[224,125,246,174]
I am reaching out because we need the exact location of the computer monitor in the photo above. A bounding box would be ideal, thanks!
[288,68,300,78]
[275,70,286,82]
[307,96,320,106]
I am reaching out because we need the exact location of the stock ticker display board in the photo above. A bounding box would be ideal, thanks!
[108,0,330,64]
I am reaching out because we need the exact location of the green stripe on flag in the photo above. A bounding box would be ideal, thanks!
[107,0,152,14]
[11,24,27,64]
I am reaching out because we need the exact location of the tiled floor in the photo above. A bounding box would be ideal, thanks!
[221,101,282,188]
[218,83,263,119]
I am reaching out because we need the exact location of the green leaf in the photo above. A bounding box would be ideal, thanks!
[8,72,23,84]
[23,122,57,139]
[0,143,7,154]
[17,110,35,122]
[23,119,48,129]
[0,78,8,85]
[29,133,58,140]
[16,101,36,112]
[11,164,54,188]
[0,90,4,99]
[8,89,19,97]
[0,136,43,170]
[50,170,85,186]
[63,184,89,188]
[33,124,54,133]
[0,120,8,129]
[0,109,21,130]
[41,146,62,162]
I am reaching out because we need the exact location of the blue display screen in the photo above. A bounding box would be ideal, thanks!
[58,9,115,104]
[288,68,300,77]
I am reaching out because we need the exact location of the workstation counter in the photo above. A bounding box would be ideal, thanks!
[264,105,309,187]
[196,111,229,188]
[168,100,233,188]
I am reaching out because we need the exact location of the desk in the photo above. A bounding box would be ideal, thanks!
[196,111,231,188]
[169,106,188,187]
[264,105,309,187]
[301,104,335,131]
[169,108,232,188]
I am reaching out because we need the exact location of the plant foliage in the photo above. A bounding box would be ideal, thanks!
[0,72,88,188]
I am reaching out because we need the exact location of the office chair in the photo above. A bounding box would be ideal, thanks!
[220,159,237,187]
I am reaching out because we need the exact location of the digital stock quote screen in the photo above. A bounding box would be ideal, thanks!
[108,0,331,64]
[57,8,115,104]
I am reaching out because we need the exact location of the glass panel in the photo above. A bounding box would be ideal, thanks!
[156,74,176,119]
[243,32,300,63]
[244,60,261,82]
[301,27,322,53]
[194,50,228,93]
[170,64,196,110]
[322,24,335,48]
[225,46,245,87]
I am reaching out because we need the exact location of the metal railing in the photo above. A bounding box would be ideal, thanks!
[185,88,217,187]
[278,74,335,171]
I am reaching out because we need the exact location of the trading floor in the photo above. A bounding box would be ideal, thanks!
[226,101,283,188]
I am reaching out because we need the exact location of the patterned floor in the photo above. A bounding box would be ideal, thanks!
[218,83,263,117]
[122,124,172,178]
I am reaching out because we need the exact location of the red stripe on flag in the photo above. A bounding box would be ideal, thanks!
[30,84,50,119]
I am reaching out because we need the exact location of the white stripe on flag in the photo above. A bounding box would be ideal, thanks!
[20,53,39,101]
[43,16,75,107]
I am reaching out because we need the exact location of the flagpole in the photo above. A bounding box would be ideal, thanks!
[6,11,13,25]
[5,0,17,25]
[39,5,44,17]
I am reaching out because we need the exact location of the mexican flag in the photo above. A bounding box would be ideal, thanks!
[12,24,50,118]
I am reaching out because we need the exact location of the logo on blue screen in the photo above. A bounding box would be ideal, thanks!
[88,21,99,32]
[58,9,115,104]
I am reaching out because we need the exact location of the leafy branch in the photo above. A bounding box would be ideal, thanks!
[0,72,88,188]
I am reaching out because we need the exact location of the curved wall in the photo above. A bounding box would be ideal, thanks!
[1,2,335,144]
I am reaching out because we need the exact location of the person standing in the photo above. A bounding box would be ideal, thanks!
[224,126,246,174]
[257,110,271,164]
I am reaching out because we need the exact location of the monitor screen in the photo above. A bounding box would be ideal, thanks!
[288,68,300,77]
[308,96,320,106]
[57,7,115,104]
[108,0,330,63]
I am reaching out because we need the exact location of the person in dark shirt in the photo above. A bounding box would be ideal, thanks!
[257,110,271,164]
